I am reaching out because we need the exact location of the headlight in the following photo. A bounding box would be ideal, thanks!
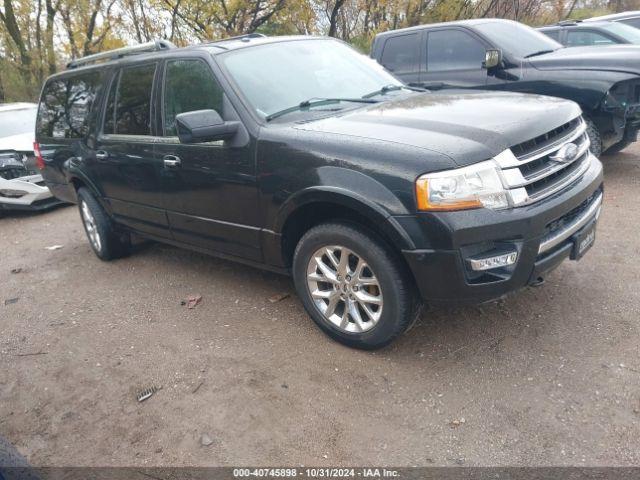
[415,159,509,211]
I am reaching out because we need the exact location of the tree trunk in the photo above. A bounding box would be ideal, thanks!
[0,0,33,88]
[328,0,346,37]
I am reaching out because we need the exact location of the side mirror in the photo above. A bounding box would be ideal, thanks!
[175,109,239,144]
[483,49,502,69]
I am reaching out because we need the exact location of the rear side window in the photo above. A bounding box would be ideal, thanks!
[380,34,420,73]
[37,71,103,139]
[427,29,486,72]
[566,30,616,46]
[163,59,224,136]
[621,18,640,29]
[104,63,156,135]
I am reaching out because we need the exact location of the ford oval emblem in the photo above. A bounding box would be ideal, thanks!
[550,143,579,164]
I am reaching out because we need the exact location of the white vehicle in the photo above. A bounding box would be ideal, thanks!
[0,102,62,213]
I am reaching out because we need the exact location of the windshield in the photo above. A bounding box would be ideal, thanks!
[601,22,640,43]
[474,20,563,58]
[0,106,37,138]
[220,38,403,119]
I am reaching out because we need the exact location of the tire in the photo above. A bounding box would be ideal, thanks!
[584,116,602,157]
[292,222,420,350]
[77,187,130,261]
[603,138,633,156]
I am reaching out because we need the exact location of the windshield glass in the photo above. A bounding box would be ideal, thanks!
[474,20,563,58]
[220,38,402,119]
[0,106,37,138]
[601,22,640,43]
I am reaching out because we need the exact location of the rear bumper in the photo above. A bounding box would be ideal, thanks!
[399,154,604,305]
[0,175,64,211]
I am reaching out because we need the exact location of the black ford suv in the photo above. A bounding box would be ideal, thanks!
[372,18,640,156]
[36,35,603,349]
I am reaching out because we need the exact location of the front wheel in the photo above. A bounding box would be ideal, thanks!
[584,116,603,158]
[292,222,420,350]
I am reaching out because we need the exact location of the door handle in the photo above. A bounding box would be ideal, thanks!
[95,150,109,160]
[163,155,181,169]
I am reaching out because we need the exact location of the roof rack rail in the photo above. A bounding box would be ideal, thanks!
[557,20,582,26]
[66,39,176,69]
[203,33,266,48]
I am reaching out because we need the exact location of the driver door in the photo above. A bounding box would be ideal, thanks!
[154,57,261,261]
[421,28,489,88]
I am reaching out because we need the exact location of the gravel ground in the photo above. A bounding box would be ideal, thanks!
[0,147,639,468]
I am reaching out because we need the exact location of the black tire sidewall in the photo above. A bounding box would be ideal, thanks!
[293,222,413,349]
[77,188,125,260]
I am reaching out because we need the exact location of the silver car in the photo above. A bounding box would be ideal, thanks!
[0,102,62,213]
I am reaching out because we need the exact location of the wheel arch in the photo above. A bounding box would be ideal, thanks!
[275,188,416,269]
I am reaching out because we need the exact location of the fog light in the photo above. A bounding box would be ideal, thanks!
[468,251,518,271]
[0,189,28,198]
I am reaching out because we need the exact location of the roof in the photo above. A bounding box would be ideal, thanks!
[540,20,614,29]
[0,102,37,113]
[374,18,518,37]
[585,10,640,22]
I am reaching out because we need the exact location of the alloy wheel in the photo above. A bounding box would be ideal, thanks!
[306,245,383,333]
[81,201,102,252]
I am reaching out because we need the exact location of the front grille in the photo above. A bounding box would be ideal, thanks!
[495,116,592,207]
[0,151,29,180]
[545,187,602,237]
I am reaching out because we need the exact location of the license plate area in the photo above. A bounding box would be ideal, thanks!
[570,219,597,260]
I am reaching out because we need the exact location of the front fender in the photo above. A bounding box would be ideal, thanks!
[274,166,416,251]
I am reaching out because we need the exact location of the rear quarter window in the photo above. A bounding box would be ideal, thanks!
[37,70,104,139]
[380,33,420,73]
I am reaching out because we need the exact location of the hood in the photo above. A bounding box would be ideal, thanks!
[294,91,581,167]
[529,45,640,75]
[0,132,35,153]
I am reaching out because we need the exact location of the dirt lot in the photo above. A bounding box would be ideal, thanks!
[1,147,639,468]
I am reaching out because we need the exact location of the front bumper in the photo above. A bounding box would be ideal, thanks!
[0,174,64,211]
[399,154,604,304]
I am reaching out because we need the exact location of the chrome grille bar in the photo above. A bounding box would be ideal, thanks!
[538,191,603,254]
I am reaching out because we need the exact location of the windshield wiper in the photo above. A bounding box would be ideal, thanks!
[265,97,378,122]
[524,49,556,58]
[362,84,425,98]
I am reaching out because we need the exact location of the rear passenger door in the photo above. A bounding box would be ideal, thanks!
[155,57,260,261]
[93,62,170,238]
[421,28,488,88]
[377,33,422,85]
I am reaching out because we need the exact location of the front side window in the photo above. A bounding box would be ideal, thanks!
[220,39,401,119]
[163,59,224,136]
[541,29,561,42]
[37,71,103,139]
[427,29,486,72]
[380,34,419,73]
[104,63,156,135]
[566,30,616,46]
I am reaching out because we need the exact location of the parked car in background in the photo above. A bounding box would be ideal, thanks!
[539,20,640,46]
[36,36,603,349]
[0,103,62,214]
[584,10,640,29]
[371,19,640,156]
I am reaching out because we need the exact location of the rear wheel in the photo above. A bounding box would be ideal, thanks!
[77,187,130,261]
[292,222,420,350]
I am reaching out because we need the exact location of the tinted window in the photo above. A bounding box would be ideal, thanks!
[541,29,561,41]
[163,60,223,136]
[380,34,419,73]
[566,30,616,46]
[37,71,103,139]
[105,64,156,136]
[427,29,485,72]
